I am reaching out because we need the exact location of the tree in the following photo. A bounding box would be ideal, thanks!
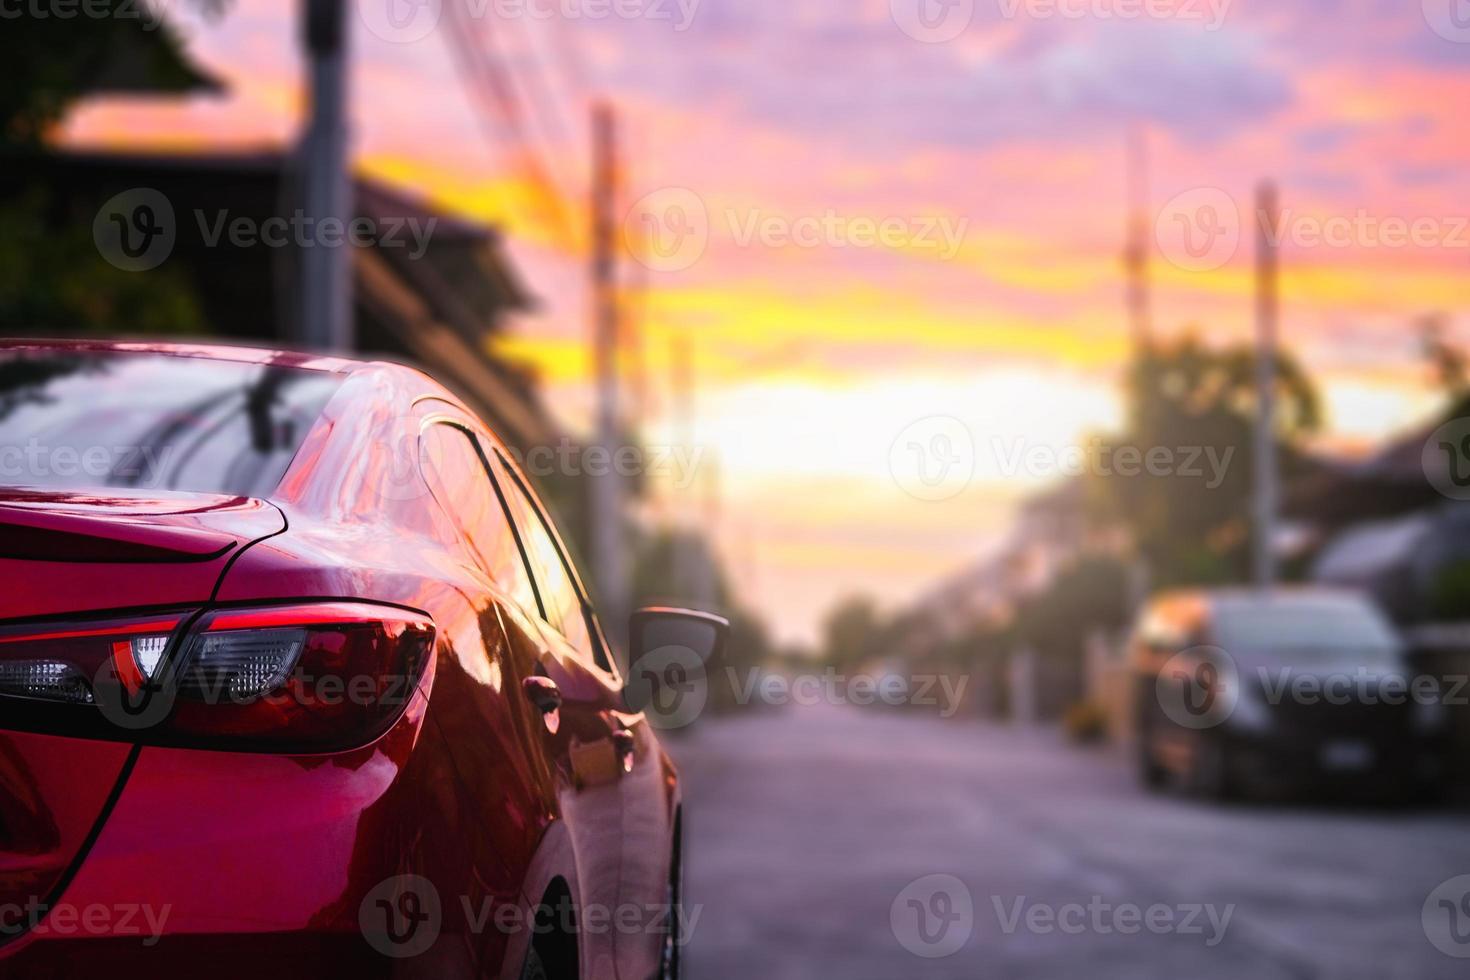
[1421,313,1468,399]
[1,1,219,150]
[0,2,222,333]
[820,595,888,670]
[1089,334,1322,586]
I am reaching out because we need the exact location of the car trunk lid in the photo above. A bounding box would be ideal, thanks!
[0,489,283,938]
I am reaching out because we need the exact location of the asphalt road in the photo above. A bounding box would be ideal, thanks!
[667,704,1470,980]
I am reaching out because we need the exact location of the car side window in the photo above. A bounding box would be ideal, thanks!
[488,451,612,674]
[419,423,540,616]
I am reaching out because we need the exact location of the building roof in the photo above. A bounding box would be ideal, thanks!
[7,149,559,453]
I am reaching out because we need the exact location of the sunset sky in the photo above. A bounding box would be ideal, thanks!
[62,0,1470,644]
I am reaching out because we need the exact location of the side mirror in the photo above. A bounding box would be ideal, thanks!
[628,607,730,668]
[623,607,731,722]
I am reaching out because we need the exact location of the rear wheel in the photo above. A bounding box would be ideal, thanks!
[520,946,549,980]
[1189,732,1234,801]
[660,815,685,980]
[1136,722,1167,791]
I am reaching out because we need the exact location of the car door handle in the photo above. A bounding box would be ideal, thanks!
[612,729,636,773]
[523,676,562,735]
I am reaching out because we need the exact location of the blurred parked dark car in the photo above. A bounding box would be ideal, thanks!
[1129,588,1446,801]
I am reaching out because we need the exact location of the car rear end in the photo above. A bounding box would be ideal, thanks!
[0,344,441,976]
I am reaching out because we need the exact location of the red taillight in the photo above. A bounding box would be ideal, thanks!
[0,603,434,752]
[165,603,434,750]
[0,614,185,705]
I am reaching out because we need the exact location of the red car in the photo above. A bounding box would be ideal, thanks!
[0,340,725,979]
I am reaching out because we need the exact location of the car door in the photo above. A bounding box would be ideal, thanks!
[417,417,564,972]
[484,446,674,980]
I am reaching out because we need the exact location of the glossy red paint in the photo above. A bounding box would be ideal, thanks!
[0,341,681,980]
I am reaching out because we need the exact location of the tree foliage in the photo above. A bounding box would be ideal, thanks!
[1088,334,1322,586]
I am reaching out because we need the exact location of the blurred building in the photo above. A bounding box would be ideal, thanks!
[6,149,560,456]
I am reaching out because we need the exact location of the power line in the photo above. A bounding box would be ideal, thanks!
[440,0,582,247]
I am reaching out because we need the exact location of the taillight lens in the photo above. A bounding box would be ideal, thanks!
[0,614,185,705]
[165,603,434,750]
[0,603,434,752]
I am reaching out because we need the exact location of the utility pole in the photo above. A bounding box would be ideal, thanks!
[298,0,352,351]
[1123,126,1153,351]
[1253,181,1280,591]
[669,333,701,602]
[590,102,629,636]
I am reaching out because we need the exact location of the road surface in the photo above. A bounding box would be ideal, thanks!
[667,704,1470,980]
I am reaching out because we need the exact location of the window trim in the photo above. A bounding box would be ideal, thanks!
[488,447,618,679]
[417,417,548,621]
